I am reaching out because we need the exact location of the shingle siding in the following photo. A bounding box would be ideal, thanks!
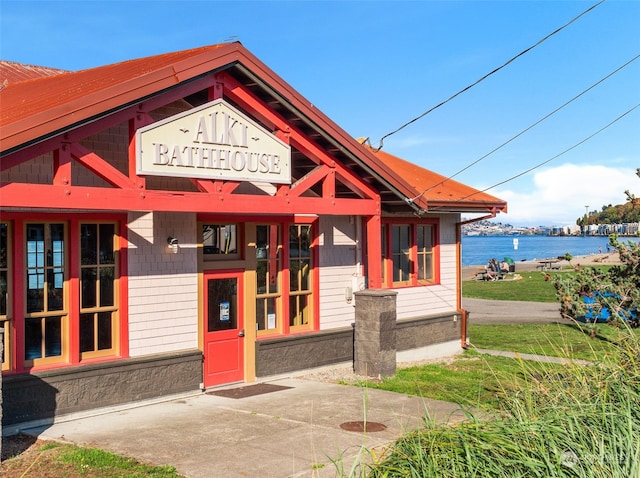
[127,211,199,356]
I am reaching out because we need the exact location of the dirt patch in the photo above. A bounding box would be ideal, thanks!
[1,434,81,478]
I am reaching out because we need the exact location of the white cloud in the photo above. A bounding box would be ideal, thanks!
[490,164,639,226]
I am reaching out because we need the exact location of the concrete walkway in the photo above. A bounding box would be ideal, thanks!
[21,378,467,478]
[462,297,562,324]
[475,348,592,366]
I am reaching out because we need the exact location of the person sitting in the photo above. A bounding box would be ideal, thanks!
[500,261,510,273]
[485,258,501,280]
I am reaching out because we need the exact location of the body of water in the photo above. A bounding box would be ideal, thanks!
[462,235,640,267]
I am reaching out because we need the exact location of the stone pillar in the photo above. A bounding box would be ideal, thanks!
[353,289,397,378]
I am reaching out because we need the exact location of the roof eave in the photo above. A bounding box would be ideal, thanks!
[413,199,508,215]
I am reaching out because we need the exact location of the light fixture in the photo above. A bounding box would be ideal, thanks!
[167,236,179,254]
[345,286,353,304]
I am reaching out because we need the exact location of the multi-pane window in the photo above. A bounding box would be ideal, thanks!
[417,225,434,281]
[289,225,312,329]
[80,223,117,356]
[1,223,10,370]
[383,222,437,287]
[391,224,411,284]
[256,225,281,332]
[25,223,66,362]
[203,224,239,258]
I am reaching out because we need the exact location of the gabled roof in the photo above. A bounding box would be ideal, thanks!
[0,42,506,216]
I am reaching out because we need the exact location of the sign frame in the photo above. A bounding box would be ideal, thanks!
[136,99,291,184]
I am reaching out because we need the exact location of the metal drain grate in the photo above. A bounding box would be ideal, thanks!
[339,421,387,432]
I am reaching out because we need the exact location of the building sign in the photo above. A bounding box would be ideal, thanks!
[136,99,291,183]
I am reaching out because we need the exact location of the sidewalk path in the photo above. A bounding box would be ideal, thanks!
[23,378,467,478]
[462,297,562,324]
[474,348,592,366]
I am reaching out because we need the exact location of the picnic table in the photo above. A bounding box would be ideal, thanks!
[537,259,560,271]
[474,269,489,280]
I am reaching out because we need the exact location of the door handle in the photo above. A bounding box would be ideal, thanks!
[238,329,245,337]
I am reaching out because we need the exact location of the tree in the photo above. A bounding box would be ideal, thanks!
[554,235,640,330]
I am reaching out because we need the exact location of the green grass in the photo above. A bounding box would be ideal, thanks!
[354,350,561,408]
[462,265,614,303]
[462,270,559,302]
[353,322,640,408]
[2,441,182,478]
[58,446,180,477]
[468,322,639,361]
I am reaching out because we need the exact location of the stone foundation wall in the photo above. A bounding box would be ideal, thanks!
[255,311,461,378]
[2,349,202,426]
[256,327,353,377]
[396,312,462,350]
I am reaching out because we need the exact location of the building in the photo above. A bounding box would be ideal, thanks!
[0,43,506,427]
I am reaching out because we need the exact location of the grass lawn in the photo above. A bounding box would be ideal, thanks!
[462,270,560,302]
[468,322,639,361]
[462,265,615,303]
[355,350,562,408]
[356,322,639,408]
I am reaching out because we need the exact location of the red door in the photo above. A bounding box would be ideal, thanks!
[203,271,244,387]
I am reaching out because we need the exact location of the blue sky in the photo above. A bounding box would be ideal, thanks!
[2,0,639,226]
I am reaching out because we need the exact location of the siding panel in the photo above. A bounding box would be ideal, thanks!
[127,211,199,356]
[318,216,358,329]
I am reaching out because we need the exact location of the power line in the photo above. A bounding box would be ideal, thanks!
[407,53,640,202]
[370,0,605,152]
[445,102,640,204]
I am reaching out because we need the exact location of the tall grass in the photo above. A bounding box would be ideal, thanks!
[353,326,640,477]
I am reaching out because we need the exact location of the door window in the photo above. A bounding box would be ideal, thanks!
[207,278,238,331]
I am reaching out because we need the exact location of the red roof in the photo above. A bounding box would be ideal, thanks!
[0,60,67,87]
[366,145,506,212]
[0,43,506,215]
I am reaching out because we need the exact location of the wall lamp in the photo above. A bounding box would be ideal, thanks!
[167,236,179,254]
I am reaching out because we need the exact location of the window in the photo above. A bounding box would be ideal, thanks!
[1,222,10,370]
[202,224,240,259]
[382,221,437,287]
[391,224,411,284]
[289,225,312,330]
[0,216,124,372]
[256,224,281,333]
[24,223,66,364]
[417,225,434,281]
[79,223,118,357]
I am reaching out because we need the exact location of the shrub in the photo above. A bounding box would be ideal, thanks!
[554,235,640,328]
[363,329,640,477]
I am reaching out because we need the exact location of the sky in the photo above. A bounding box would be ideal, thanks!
[1,0,639,227]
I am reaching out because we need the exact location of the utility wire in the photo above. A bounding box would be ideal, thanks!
[407,53,640,202]
[441,102,640,205]
[371,0,605,152]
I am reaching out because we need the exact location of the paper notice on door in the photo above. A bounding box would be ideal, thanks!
[220,301,230,322]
